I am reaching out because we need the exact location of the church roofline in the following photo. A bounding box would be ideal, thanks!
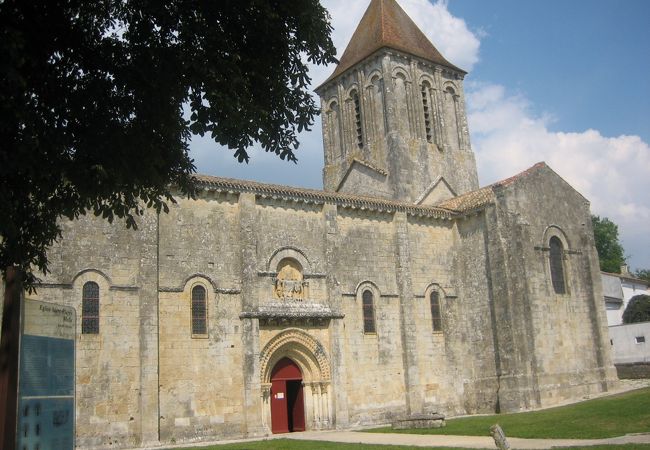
[601,270,650,286]
[316,0,465,91]
[335,158,388,192]
[191,174,456,219]
[315,47,464,93]
[437,162,583,214]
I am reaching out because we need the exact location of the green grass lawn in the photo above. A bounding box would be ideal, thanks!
[366,387,650,439]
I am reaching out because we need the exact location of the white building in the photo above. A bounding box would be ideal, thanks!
[602,269,649,326]
[602,269,649,374]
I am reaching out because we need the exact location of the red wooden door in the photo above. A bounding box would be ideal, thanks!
[270,358,304,433]
[270,379,288,433]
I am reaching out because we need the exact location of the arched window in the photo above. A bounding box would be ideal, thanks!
[421,81,433,143]
[351,90,364,148]
[362,290,376,333]
[549,236,566,294]
[326,100,343,159]
[191,285,207,335]
[444,85,460,149]
[430,290,442,331]
[82,281,99,334]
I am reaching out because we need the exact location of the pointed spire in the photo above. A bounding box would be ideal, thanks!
[320,0,464,87]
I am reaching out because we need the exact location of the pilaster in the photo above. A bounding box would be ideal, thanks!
[323,202,349,427]
[139,210,160,445]
[239,192,263,435]
[393,211,423,415]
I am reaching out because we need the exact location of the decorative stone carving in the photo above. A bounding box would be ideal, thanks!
[259,328,331,383]
[273,258,309,301]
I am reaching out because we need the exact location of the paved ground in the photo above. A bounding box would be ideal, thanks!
[133,380,650,450]
[286,429,650,449]
[138,428,650,450]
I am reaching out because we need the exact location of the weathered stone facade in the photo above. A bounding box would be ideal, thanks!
[6,0,617,448]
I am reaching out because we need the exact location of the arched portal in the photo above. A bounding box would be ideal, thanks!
[270,358,305,433]
[260,329,332,432]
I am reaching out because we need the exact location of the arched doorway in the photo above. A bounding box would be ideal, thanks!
[260,328,332,432]
[270,358,305,433]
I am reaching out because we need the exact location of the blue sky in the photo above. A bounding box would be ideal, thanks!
[189,0,650,271]
[449,0,650,144]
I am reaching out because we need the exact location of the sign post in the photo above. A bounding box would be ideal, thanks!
[17,299,76,450]
[0,267,21,449]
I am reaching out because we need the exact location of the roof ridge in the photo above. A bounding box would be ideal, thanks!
[191,173,457,219]
[379,0,387,43]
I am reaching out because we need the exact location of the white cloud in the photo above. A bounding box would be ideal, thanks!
[467,82,650,268]
[399,0,480,71]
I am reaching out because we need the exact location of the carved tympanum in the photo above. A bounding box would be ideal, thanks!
[273,258,309,301]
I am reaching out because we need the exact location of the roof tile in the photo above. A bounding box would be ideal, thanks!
[319,0,464,88]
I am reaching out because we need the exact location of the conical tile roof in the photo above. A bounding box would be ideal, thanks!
[319,0,464,88]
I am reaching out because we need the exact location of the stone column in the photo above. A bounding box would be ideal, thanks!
[382,54,398,136]
[302,382,314,430]
[323,203,349,427]
[239,192,263,436]
[432,68,446,150]
[452,94,464,151]
[261,383,272,433]
[312,382,323,430]
[320,382,331,428]
[393,211,423,416]
[306,382,319,429]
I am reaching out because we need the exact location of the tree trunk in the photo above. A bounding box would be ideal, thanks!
[0,266,21,449]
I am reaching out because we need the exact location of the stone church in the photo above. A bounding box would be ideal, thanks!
[14,0,618,447]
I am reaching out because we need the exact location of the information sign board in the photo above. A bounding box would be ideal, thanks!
[17,299,75,450]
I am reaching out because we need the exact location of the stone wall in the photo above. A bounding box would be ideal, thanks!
[3,164,619,448]
[451,214,500,414]
[609,322,650,364]
[615,363,650,379]
[28,210,159,448]
[484,166,617,411]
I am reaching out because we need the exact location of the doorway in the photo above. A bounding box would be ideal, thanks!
[270,358,305,433]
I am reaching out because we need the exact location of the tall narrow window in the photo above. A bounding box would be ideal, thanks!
[421,82,433,143]
[549,236,566,294]
[82,281,99,334]
[430,290,442,331]
[351,90,364,148]
[191,285,207,335]
[326,100,343,159]
[362,290,375,333]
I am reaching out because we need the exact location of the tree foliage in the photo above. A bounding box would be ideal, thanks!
[0,0,337,286]
[634,269,650,283]
[591,215,626,273]
[622,294,650,324]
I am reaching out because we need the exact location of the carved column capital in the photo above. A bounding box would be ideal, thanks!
[261,383,272,400]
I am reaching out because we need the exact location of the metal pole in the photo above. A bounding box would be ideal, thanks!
[0,266,21,449]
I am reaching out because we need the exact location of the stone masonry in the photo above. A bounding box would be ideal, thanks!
[3,0,618,448]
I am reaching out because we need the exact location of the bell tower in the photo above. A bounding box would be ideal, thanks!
[316,0,479,204]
